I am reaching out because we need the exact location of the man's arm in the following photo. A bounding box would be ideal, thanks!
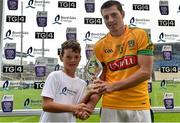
[75,64,106,120]
[97,55,153,93]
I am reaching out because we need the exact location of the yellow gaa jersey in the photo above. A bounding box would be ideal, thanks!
[94,25,154,110]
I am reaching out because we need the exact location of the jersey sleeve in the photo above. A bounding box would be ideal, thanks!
[94,41,104,63]
[41,72,57,99]
[74,80,87,104]
[136,29,154,56]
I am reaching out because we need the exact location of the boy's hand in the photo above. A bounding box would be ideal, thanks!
[74,104,93,120]
[74,110,90,120]
[73,103,91,114]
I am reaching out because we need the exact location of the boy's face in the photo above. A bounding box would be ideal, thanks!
[60,48,81,71]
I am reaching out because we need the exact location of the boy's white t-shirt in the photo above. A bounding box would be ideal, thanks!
[40,70,87,122]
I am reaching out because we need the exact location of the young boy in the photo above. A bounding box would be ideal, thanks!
[39,40,97,122]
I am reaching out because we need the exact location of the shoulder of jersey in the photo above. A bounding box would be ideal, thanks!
[128,26,145,32]
[99,34,107,41]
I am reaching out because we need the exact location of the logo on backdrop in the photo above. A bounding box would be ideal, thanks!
[57,48,61,55]
[66,27,77,40]
[4,30,13,40]
[158,20,175,26]
[158,32,166,42]
[85,44,94,60]
[34,81,45,89]
[35,32,54,39]
[52,14,76,25]
[160,79,167,89]
[58,1,76,8]
[162,45,172,61]
[24,98,42,109]
[24,98,31,109]
[6,15,26,23]
[129,17,150,27]
[164,93,174,109]
[7,0,18,10]
[85,0,95,13]
[26,0,35,9]
[159,0,169,15]
[157,32,179,42]
[83,31,106,42]
[36,11,47,27]
[3,65,23,73]
[3,80,10,91]
[177,5,180,13]
[35,58,46,77]
[35,65,46,77]
[4,43,16,60]
[33,48,50,55]
[1,95,14,112]
[129,17,136,27]
[83,31,92,41]
[160,66,178,73]
[163,51,172,60]
[148,82,152,93]
[52,15,62,24]
[26,47,34,57]
[54,64,61,71]
[132,4,150,11]
[84,17,102,24]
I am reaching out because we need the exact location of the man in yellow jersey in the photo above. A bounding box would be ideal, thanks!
[92,0,154,122]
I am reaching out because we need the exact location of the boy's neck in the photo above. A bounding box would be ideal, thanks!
[63,70,76,78]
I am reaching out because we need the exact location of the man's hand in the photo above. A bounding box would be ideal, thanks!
[93,79,114,94]
[72,103,91,114]
[74,104,93,120]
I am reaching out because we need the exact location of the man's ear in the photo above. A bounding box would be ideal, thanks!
[121,11,125,18]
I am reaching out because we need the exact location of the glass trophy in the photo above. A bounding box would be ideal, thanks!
[85,44,103,87]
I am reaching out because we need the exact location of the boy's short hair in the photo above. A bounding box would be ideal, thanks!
[60,40,81,56]
[101,0,123,14]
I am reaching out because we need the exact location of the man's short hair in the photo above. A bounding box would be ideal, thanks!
[101,0,124,14]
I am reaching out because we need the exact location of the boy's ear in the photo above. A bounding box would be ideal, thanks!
[59,55,63,61]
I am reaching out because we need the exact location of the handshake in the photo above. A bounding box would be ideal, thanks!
[74,79,114,120]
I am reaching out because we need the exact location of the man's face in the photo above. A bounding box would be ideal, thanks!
[61,49,81,71]
[101,5,124,34]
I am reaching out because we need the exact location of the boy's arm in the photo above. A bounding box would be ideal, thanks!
[42,97,91,113]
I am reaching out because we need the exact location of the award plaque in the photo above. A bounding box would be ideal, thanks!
[85,44,102,85]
